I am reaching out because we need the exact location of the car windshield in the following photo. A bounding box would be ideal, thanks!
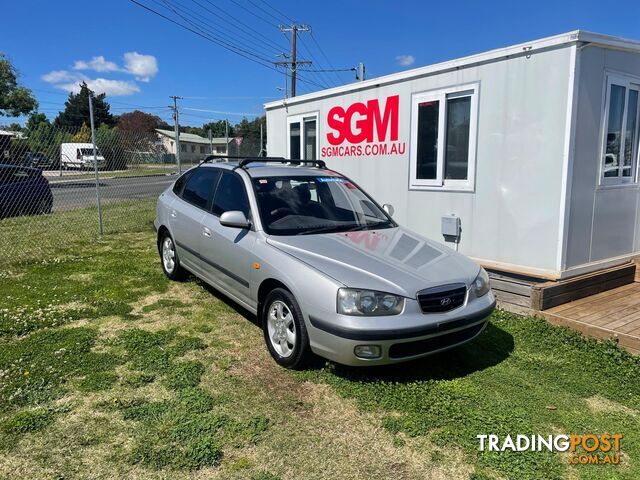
[79,148,99,156]
[252,175,395,235]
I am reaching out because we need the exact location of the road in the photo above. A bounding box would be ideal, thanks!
[49,174,175,211]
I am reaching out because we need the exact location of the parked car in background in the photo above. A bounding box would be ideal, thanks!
[23,152,57,170]
[154,158,495,369]
[0,164,53,218]
[60,143,105,170]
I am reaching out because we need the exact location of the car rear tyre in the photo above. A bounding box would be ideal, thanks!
[263,288,314,369]
[160,232,187,281]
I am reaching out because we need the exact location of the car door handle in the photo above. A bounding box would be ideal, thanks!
[203,227,211,237]
[170,209,177,218]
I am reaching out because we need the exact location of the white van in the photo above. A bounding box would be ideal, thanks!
[60,143,106,170]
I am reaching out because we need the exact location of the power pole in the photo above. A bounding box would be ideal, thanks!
[169,95,183,173]
[259,121,264,157]
[276,24,311,97]
[225,119,229,158]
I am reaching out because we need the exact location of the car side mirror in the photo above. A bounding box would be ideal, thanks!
[383,204,395,217]
[220,210,251,229]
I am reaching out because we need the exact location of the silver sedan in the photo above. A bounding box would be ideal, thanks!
[154,158,495,368]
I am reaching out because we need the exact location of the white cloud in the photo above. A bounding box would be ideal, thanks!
[41,70,85,83]
[68,78,140,96]
[395,54,415,67]
[123,52,158,82]
[73,55,120,73]
[41,51,157,96]
[42,70,139,96]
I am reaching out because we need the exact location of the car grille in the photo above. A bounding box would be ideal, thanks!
[388,322,485,359]
[417,283,466,313]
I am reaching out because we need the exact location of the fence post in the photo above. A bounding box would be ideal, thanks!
[88,94,103,235]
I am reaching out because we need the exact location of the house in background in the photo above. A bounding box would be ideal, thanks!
[265,30,640,313]
[156,128,232,163]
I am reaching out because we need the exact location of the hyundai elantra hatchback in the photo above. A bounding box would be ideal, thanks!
[154,158,495,368]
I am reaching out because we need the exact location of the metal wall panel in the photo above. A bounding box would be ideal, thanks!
[566,46,640,269]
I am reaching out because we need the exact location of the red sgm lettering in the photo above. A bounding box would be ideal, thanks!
[326,95,399,146]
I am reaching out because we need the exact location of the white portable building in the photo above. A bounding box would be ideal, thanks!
[265,30,640,283]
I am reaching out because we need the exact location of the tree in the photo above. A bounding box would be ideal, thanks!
[54,82,114,129]
[26,112,50,131]
[72,123,91,143]
[0,54,37,117]
[117,110,164,133]
[201,120,232,138]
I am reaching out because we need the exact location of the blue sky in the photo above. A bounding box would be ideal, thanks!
[3,0,640,126]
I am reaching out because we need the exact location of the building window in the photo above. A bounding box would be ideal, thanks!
[180,144,186,153]
[191,145,196,153]
[288,113,318,160]
[216,146,225,154]
[601,75,640,185]
[200,146,206,154]
[409,84,478,190]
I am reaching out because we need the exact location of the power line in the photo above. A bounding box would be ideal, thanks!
[155,0,275,64]
[198,0,288,52]
[254,0,295,24]
[244,0,286,25]
[169,0,284,58]
[129,0,325,90]
[309,31,343,85]
[183,107,263,116]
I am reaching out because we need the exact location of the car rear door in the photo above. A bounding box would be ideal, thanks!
[200,171,256,308]
[170,167,221,277]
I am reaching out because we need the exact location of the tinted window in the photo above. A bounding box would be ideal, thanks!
[212,172,250,217]
[181,168,220,209]
[172,171,191,196]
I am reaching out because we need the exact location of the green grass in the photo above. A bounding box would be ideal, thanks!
[297,313,640,480]
[0,225,638,479]
[0,197,156,267]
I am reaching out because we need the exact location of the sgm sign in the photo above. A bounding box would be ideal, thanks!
[321,94,406,158]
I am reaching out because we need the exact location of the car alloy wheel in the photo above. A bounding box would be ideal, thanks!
[266,300,297,358]
[162,236,176,274]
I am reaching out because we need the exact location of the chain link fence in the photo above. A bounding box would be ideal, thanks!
[0,119,264,267]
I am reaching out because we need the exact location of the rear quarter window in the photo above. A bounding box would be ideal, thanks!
[172,171,191,196]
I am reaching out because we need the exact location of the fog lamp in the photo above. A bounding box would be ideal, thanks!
[354,345,382,359]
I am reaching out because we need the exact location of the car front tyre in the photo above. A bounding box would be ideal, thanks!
[159,231,187,281]
[263,288,314,369]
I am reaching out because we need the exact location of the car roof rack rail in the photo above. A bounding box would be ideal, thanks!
[238,158,327,169]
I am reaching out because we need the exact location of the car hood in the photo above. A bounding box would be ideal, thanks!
[266,227,480,297]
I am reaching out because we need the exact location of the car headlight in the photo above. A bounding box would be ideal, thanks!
[472,268,490,297]
[337,288,404,316]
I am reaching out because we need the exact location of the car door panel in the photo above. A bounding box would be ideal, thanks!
[199,171,256,307]
[200,213,257,307]
[170,168,220,276]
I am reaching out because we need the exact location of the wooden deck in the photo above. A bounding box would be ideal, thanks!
[540,282,640,355]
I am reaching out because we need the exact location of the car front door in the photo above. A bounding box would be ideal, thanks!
[170,168,220,276]
[200,171,256,308]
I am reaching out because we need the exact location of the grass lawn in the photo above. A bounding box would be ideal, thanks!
[0,225,639,479]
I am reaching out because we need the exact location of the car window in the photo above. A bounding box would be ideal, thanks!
[172,170,191,196]
[181,168,220,209]
[212,172,250,217]
[252,175,394,235]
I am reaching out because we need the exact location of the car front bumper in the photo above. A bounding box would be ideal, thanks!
[305,291,496,366]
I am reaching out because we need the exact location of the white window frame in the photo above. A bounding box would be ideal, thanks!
[599,73,640,186]
[409,83,479,191]
[287,112,319,160]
